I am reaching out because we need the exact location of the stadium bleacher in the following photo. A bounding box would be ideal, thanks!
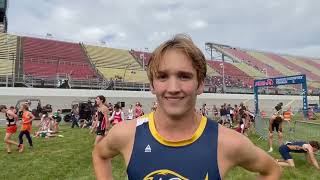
[265,53,318,80]
[303,58,320,70]
[223,47,283,77]
[85,45,147,82]
[22,37,97,79]
[207,60,253,87]
[0,33,16,75]
[283,55,320,79]
[0,32,318,92]
[232,62,266,79]
[247,51,296,77]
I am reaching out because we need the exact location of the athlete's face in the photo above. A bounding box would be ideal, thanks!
[95,97,102,106]
[151,49,204,118]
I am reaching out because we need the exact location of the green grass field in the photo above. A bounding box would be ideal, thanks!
[1,122,320,180]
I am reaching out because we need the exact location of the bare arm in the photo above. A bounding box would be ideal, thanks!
[29,112,35,122]
[92,124,127,179]
[109,111,115,121]
[24,112,35,123]
[7,110,18,121]
[306,145,320,170]
[103,107,109,135]
[236,135,281,179]
[306,153,312,164]
[90,120,98,134]
[92,133,117,179]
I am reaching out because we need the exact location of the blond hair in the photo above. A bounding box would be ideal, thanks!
[147,34,207,87]
[21,103,29,111]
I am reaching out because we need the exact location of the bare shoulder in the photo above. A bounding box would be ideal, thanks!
[106,119,137,151]
[101,106,109,112]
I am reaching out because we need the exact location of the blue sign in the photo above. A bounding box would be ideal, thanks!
[254,75,305,87]
[254,74,308,119]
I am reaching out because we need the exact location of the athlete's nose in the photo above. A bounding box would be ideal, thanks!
[167,77,180,93]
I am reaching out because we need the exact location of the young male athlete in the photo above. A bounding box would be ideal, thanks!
[268,103,284,152]
[276,140,320,169]
[94,95,109,145]
[92,34,281,179]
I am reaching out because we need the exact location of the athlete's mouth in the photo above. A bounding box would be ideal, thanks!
[165,97,184,100]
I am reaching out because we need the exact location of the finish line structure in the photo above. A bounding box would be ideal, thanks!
[254,74,308,118]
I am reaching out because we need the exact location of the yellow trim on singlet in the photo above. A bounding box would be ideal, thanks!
[148,112,207,147]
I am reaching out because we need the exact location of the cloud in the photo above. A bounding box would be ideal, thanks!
[189,20,208,30]
[6,0,320,57]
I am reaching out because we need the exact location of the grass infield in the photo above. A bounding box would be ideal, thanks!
[0,122,319,180]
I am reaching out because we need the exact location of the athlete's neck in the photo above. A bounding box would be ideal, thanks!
[153,109,201,141]
[98,104,105,109]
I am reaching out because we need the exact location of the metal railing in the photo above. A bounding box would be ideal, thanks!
[255,110,320,143]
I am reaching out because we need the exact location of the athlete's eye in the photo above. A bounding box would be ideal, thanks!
[178,72,193,81]
[180,75,191,80]
[156,73,168,81]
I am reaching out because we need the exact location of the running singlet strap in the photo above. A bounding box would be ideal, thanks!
[127,112,221,180]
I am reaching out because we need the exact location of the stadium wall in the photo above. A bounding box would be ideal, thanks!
[0,88,318,115]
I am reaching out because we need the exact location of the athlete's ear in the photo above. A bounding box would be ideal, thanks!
[197,81,204,95]
[150,83,156,94]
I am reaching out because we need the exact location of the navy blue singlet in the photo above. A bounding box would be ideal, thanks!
[287,141,308,153]
[127,112,221,180]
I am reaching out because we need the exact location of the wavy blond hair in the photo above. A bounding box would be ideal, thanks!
[147,34,207,87]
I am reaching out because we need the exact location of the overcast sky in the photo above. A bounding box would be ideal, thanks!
[7,0,320,58]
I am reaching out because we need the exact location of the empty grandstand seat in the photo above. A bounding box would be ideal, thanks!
[223,47,283,77]
[207,60,253,87]
[22,37,97,79]
[84,45,146,82]
[0,33,17,76]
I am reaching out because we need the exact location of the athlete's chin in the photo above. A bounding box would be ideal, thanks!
[163,108,189,118]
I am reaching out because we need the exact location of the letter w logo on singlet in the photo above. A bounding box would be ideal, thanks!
[145,144,151,152]
[143,170,209,179]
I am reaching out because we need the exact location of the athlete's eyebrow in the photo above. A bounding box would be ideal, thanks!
[157,70,194,75]
[177,71,194,76]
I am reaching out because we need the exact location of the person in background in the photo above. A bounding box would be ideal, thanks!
[109,104,125,126]
[276,140,320,169]
[134,102,144,118]
[52,110,62,132]
[0,105,19,154]
[18,103,35,152]
[212,105,219,121]
[126,104,134,120]
[94,95,109,145]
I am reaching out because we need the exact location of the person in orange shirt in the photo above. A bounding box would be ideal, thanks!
[18,103,35,152]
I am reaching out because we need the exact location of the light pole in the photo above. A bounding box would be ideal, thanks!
[262,68,268,94]
[220,62,225,93]
[262,68,268,78]
[123,63,133,90]
[5,34,14,87]
[142,49,148,91]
